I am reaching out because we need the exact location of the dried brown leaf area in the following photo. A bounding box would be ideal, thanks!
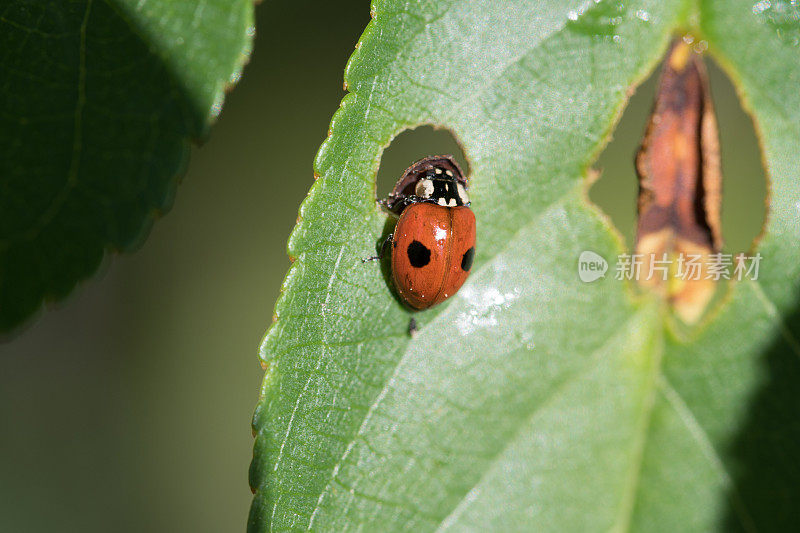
[635,39,723,324]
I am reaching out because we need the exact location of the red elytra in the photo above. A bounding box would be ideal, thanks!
[392,203,475,309]
[384,155,476,310]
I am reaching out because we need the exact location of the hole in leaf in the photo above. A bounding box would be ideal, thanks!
[376,126,470,201]
[590,55,767,255]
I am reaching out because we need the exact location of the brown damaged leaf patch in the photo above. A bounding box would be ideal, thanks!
[635,39,723,324]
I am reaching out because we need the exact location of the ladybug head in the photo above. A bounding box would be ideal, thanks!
[385,155,469,214]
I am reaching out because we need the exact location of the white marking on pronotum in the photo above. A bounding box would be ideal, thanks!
[445,169,454,177]
[435,167,443,174]
[457,182,470,204]
[415,179,434,198]
[448,198,457,207]
[438,198,447,206]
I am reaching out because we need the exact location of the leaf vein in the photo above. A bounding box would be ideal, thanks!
[659,378,759,533]
[437,310,651,532]
[750,281,800,361]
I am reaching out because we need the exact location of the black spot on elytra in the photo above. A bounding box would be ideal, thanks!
[407,240,431,268]
[461,247,475,271]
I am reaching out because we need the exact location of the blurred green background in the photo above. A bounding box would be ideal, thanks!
[0,2,765,532]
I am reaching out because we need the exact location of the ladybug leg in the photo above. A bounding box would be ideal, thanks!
[362,233,393,263]
[408,318,418,338]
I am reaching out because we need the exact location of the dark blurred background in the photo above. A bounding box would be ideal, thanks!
[0,1,765,531]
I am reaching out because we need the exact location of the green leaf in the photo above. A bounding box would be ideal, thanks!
[250,0,800,531]
[0,0,254,331]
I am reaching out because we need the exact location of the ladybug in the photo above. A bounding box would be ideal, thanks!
[377,155,476,310]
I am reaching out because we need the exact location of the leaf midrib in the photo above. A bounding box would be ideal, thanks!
[610,319,663,533]
[2,0,92,248]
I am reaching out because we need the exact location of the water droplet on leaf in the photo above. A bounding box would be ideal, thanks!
[754,0,800,46]
[566,1,627,40]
